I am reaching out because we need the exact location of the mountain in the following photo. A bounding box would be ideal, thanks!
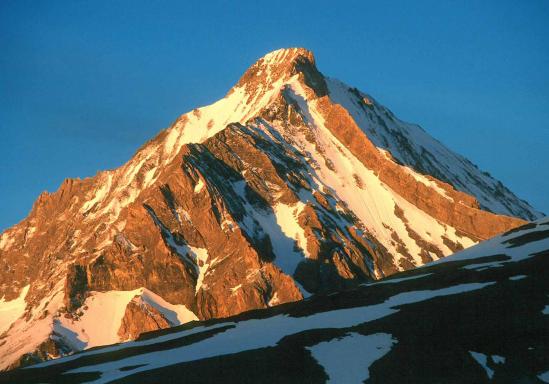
[0,48,542,370]
[2,217,548,383]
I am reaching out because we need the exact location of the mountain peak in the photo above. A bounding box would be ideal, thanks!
[234,47,327,97]
[260,47,316,67]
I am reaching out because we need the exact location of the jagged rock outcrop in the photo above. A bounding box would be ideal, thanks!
[0,47,542,370]
[117,296,172,341]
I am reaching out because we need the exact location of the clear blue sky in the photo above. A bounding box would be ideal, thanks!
[1,0,548,231]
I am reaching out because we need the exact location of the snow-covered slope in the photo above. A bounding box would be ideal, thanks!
[326,78,543,221]
[54,288,197,350]
[4,217,547,383]
[0,285,29,335]
[0,47,541,370]
[0,286,197,371]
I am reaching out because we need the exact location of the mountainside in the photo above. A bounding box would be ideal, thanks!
[3,217,548,383]
[0,48,542,370]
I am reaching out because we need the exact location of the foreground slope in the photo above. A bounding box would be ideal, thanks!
[0,48,541,368]
[3,217,548,383]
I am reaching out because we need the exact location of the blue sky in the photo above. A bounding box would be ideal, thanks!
[1,0,548,231]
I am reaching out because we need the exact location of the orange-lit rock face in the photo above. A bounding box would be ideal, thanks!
[117,297,172,341]
[234,48,327,100]
[0,47,539,370]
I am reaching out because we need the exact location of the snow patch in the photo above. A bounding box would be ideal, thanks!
[268,292,280,307]
[81,173,113,213]
[469,351,494,379]
[26,226,37,238]
[56,288,197,350]
[0,285,29,335]
[365,273,432,286]
[539,370,549,383]
[462,261,505,271]
[233,180,305,278]
[273,202,310,258]
[492,355,506,364]
[194,178,205,193]
[57,290,140,349]
[192,247,210,293]
[143,167,157,186]
[308,332,396,383]
[508,275,527,281]
[140,289,198,325]
[230,284,242,294]
[0,233,15,250]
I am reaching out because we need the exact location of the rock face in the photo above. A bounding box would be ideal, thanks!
[117,296,172,341]
[0,47,542,370]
